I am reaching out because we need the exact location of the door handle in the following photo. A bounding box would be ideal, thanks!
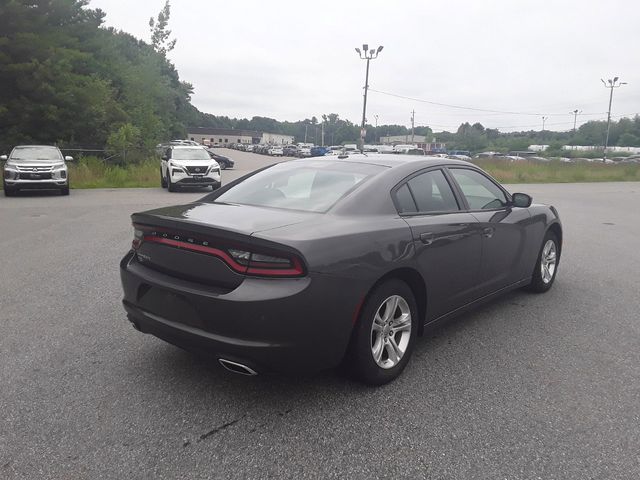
[419,233,435,245]
[482,227,495,238]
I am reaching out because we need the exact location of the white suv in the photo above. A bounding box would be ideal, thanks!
[2,145,72,196]
[160,146,221,192]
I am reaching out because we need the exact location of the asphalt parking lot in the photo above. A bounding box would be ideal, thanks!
[1,152,639,479]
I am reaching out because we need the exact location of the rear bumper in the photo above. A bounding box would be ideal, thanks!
[120,251,363,373]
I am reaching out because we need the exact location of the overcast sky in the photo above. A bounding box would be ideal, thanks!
[90,0,639,132]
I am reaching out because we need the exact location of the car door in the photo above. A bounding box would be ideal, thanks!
[394,168,483,321]
[446,167,531,296]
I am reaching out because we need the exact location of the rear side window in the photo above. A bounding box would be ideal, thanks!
[400,169,459,213]
[449,168,508,210]
[395,184,417,213]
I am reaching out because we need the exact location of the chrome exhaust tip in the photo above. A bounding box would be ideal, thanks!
[218,358,258,376]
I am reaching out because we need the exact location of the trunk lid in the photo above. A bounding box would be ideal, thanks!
[131,202,314,289]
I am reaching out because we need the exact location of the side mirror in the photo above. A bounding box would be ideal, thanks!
[161,155,168,160]
[511,192,532,208]
[0,155,7,161]
[64,156,74,161]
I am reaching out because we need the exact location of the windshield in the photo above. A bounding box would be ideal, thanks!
[10,146,62,162]
[214,160,385,212]
[171,148,210,160]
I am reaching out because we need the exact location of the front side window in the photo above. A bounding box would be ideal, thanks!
[449,168,508,210]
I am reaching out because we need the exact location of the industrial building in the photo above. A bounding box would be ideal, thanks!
[186,127,294,146]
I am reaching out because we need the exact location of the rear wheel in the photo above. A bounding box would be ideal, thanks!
[526,230,559,293]
[160,167,167,188]
[346,279,418,385]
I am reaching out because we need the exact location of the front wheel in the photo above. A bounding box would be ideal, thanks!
[160,167,167,188]
[60,185,70,195]
[167,174,177,192]
[526,230,559,293]
[346,279,418,385]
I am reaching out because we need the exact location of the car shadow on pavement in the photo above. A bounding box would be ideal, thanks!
[4,189,65,196]
[119,284,562,445]
[135,285,548,395]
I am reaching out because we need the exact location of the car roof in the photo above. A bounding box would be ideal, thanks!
[13,145,59,149]
[291,153,474,169]
[169,145,206,149]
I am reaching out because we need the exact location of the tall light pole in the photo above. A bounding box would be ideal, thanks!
[601,77,627,162]
[542,116,548,132]
[571,109,581,132]
[355,44,383,151]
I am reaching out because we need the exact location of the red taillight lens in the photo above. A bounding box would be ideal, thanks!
[132,224,305,277]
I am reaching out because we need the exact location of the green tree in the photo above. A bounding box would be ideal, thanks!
[0,0,194,156]
[149,0,176,56]
[107,123,141,162]
[618,132,639,147]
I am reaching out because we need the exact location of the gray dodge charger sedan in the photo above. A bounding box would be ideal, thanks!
[120,155,562,384]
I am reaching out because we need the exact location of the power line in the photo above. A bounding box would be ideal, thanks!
[368,88,608,117]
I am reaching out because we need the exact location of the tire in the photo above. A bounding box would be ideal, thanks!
[526,230,559,293]
[346,279,419,385]
[167,174,177,192]
[219,160,227,170]
[60,185,70,196]
[3,179,17,196]
[160,168,167,188]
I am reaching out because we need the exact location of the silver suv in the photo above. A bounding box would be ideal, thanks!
[2,145,73,196]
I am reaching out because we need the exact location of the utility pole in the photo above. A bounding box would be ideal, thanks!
[571,109,581,132]
[541,116,548,132]
[374,114,378,144]
[355,44,384,151]
[601,77,627,162]
[411,110,415,143]
[321,121,325,146]
[304,124,308,143]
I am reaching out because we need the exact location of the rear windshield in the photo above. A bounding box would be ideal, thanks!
[171,148,210,160]
[11,146,62,161]
[214,160,386,212]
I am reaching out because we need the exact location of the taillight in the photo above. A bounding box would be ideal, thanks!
[132,224,305,277]
[132,227,144,250]
[228,249,304,276]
